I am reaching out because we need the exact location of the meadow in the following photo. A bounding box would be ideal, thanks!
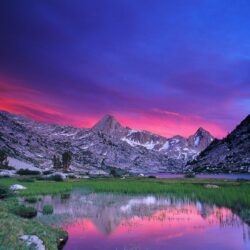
[1,176,250,249]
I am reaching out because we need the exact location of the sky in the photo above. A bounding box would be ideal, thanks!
[0,0,250,138]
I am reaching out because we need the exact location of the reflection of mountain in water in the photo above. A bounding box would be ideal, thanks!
[32,192,243,235]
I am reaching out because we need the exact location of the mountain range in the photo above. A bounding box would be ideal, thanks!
[0,110,214,174]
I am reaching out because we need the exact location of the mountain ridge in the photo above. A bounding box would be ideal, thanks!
[0,109,213,140]
[0,110,214,174]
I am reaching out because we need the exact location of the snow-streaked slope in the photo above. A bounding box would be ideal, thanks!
[121,129,214,161]
[0,110,214,173]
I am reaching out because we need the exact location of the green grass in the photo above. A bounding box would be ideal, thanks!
[25,196,38,203]
[82,178,250,212]
[0,177,77,195]
[43,204,54,215]
[12,204,37,218]
[0,184,12,199]
[1,176,250,249]
[1,177,250,207]
[0,198,67,250]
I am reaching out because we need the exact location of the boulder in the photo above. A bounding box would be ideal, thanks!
[20,235,45,250]
[0,170,16,177]
[49,172,66,180]
[10,184,27,191]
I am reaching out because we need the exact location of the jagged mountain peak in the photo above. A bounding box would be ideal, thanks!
[92,114,125,134]
[196,127,206,133]
[192,113,250,172]
[188,127,214,149]
[101,114,117,121]
[193,127,213,140]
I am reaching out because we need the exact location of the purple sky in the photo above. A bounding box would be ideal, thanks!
[0,0,250,138]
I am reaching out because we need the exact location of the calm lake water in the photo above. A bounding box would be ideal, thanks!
[26,190,250,250]
[154,173,250,179]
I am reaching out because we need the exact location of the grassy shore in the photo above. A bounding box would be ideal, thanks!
[1,176,250,249]
[0,197,67,250]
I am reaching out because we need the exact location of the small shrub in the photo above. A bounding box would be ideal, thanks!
[110,168,120,177]
[148,175,156,179]
[184,172,196,178]
[13,205,37,218]
[0,175,10,178]
[109,167,127,177]
[49,174,64,182]
[16,169,41,176]
[43,204,54,215]
[0,165,15,170]
[43,170,54,175]
[0,184,12,199]
[36,174,64,181]
[68,174,76,179]
[25,196,38,203]
[61,193,70,199]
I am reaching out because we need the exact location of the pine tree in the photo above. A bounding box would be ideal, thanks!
[62,151,72,171]
[52,155,62,169]
[52,155,57,168]
[0,150,8,166]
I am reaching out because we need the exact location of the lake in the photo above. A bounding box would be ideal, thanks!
[26,190,250,250]
[153,173,250,180]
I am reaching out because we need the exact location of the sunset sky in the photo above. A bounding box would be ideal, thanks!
[0,0,250,138]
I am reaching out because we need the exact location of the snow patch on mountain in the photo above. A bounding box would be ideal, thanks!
[194,136,200,146]
[159,141,170,151]
[121,137,158,150]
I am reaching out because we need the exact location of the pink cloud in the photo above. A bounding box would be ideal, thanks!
[0,78,227,138]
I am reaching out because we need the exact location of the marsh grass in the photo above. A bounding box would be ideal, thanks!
[0,184,12,199]
[61,192,71,199]
[25,196,38,203]
[12,205,37,218]
[43,204,54,215]
[1,177,250,212]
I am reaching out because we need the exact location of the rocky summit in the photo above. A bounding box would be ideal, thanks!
[0,110,214,174]
[190,114,250,173]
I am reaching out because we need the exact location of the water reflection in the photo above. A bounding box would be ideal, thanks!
[28,191,250,250]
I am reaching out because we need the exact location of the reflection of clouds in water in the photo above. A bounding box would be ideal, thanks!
[119,196,190,214]
[28,192,245,232]
[120,196,157,212]
[24,191,250,250]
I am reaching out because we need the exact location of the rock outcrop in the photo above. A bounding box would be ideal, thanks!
[190,114,250,172]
